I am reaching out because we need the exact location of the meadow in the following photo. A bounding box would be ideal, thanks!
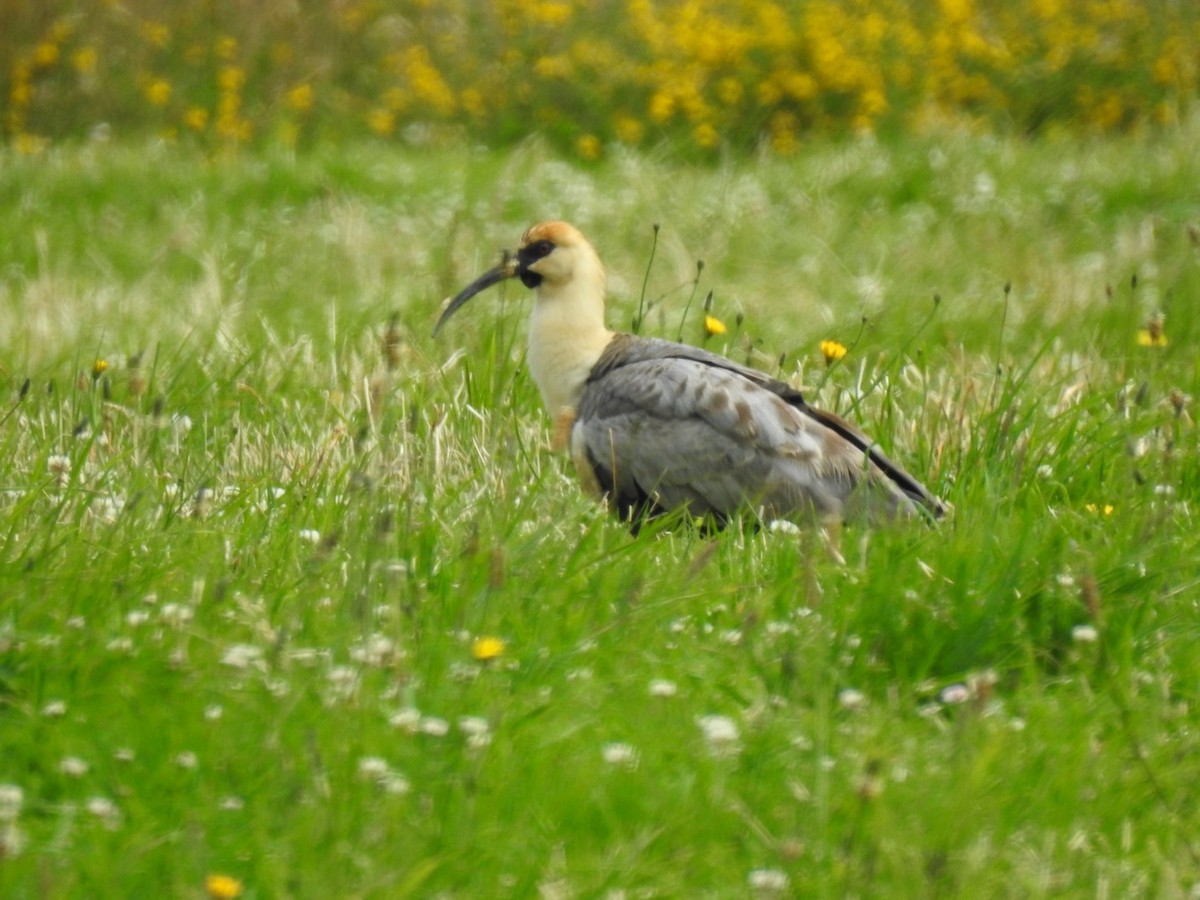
[0,118,1198,897]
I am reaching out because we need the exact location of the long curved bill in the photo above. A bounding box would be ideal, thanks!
[433,253,517,337]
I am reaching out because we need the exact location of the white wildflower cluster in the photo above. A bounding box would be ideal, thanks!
[648,678,678,698]
[601,742,639,769]
[221,643,265,670]
[324,665,360,704]
[0,784,25,857]
[86,796,121,828]
[748,868,790,893]
[59,756,89,777]
[837,688,867,711]
[357,756,410,795]
[697,714,741,757]
[349,633,400,668]
[458,716,492,750]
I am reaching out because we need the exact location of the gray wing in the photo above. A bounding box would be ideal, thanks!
[572,334,943,525]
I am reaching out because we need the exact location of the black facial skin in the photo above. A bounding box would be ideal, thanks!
[516,239,555,288]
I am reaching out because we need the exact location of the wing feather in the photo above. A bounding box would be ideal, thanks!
[573,334,944,524]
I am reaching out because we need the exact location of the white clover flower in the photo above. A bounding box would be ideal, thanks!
[47,454,72,486]
[350,634,397,667]
[648,679,678,698]
[457,716,490,737]
[939,684,971,705]
[697,714,741,755]
[748,868,790,892]
[388,708,422,732]
[175,751,198,769]
[1072,624,1099,643]
[204,704,224,721]
[0,785,23,822]
[601,742,639,768]
[159,603,194,627]
[381,773,410,795]
[86,796,119,820]
[60,756,89,777]
[221,644,263,669]
[419,716,450,737]
[41,699,67,717]
[298,529,321,544]
[357,756,390,778]
[837,688,866,710]
[219,796,245,811]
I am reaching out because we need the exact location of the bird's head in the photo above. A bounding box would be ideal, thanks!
[434,221,605,336]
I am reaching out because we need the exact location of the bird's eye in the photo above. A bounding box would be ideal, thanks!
[530,239,555,258]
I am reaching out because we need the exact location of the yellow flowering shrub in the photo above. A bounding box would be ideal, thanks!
[1,0,1196,155]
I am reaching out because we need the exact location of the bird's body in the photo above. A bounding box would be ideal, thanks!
[435,221,944,527]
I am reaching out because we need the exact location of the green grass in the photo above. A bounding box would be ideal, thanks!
[1,125,1199,897]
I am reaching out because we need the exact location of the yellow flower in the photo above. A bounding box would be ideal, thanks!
[214,35,238,61]
[183,107,209,131]
[14,133,47,155]
[218,66,245,93]
[692,122,720,149]
[92,358,110,379]
[1136,315,1167,347]
[1085,503,1115,516]
[205,873,244,899]
[139,21,170,48]
[286,83,314,113]
[366,108,395,136]
[820,339,848,364]
[71,47,97,75]
[576,133,601,160]
[1136,330,1168,348]
[471,636,505,661]
[33,42,60,68]
[143,78,172,107]
[614,114,644,144]
[704,315,727,336]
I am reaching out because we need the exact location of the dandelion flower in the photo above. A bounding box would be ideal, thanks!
[1136,314,1167,348]
[184,107,209,131]
[205,873,244,899]
[92,358,109,379]
[576,134,601,160]
[143,78,172,107]
[34,42,60,68]
[472,636,505,661]
[286,83,314,113]
[704,315,727,336]
[820,339,848,365]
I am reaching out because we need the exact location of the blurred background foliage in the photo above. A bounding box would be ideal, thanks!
[2,0,1198,158]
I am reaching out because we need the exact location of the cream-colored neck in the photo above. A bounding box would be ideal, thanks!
[526,278,614,416]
